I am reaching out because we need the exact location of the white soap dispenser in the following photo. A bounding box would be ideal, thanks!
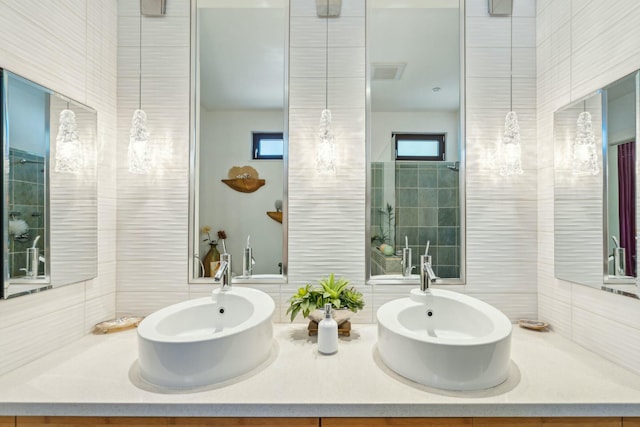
[318,303,338,355]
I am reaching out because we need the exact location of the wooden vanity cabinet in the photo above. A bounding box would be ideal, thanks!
[16,417,318,427]
[323,418,623,427]
[474,418,542,427]
[322,419,471,426]
[12,416,635,426]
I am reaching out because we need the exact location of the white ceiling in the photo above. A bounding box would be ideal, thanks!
[198,1,460,112]
[370,6,460,112]
[198,6,285,110]
[607,72,636,102]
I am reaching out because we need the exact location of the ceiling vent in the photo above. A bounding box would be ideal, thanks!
[488,0,513,16]
[141,0,166,17]
[316,0,342,18]
[372,63,407,81]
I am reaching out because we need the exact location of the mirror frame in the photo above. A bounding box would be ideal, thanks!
[187,0,290,284]
[365,0,466,286]
[601,70,640,289]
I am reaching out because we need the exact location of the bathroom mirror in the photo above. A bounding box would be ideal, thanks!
[554,92,604,289]
[367,0,465,284]
[1,69,97,299]
[554,70,639,297]
[189,0,288,283]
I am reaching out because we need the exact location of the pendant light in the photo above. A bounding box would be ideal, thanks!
[572,101,599,176]
[129,10,151,174]
[316,0,336,175]
[54,102,83,174]
[499,8,523,176]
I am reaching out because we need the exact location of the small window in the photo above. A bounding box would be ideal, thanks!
[252,132,284,159]
[394,133,446,161]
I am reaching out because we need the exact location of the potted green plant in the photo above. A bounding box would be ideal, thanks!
[286,273,365,324]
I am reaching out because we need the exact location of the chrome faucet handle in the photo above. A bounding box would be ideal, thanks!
[419,254,438,292]
[213,261,228,281]
[215,253,232,288]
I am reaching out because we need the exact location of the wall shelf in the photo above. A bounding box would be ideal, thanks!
[221,178,265,193]
[267,211,283,223]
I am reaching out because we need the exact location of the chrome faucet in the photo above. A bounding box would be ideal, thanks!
[213,253,232,289]
[401,235,414,277]
[420,254,438,292]
[401,247,413,276]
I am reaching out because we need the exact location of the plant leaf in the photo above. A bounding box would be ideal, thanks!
[289,306,300,322]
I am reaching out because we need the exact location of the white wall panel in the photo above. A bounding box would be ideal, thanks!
[116,291,190,318]
[287,0,366,294]
[463,0,538,321]
[573,305,640,375]
[0,0,117,376]
[84,293,117,333]
[116,0,190,304]
[537,0,640,375]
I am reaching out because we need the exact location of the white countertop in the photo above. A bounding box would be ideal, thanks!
[0,324,639,417]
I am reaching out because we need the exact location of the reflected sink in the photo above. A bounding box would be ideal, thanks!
[377,289,512,391]
[137,287,275,388]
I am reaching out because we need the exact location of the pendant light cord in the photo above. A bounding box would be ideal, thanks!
[509,11,513,112]
[139,12,142,110]
[325,0,329,111]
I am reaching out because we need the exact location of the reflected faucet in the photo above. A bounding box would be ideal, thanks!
[401,236,413,277]
[420,255,438,292]
[213,253,232,289]
[23,235,41,278]
[610,236,626,277]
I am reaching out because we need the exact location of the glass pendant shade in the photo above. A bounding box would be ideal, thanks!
[316,109,336,175]
[572,111,599,176]
[499,111,523,176]
[129,109,151,174]
[54,109,83,173]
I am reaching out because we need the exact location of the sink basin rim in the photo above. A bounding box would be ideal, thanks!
[377,288,512,346]
[137,287,274,344]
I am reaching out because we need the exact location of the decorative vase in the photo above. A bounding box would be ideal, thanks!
[203,244,220,277]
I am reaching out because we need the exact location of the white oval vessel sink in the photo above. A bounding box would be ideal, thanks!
[377,289,512,391]
[137,287,274,388]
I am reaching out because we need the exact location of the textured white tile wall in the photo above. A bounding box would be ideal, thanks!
[463,0,538,319]
[275,0,367,320]
[537,0,640,374]
[0,0,118,376]
[116,0,191,316]
[115,0,539,325]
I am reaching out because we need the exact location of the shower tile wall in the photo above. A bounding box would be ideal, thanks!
[395,162,460,277]
[370,162,384,242]
[7,148,45,277]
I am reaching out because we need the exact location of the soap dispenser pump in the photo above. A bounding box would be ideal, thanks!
[318,303,338,355]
